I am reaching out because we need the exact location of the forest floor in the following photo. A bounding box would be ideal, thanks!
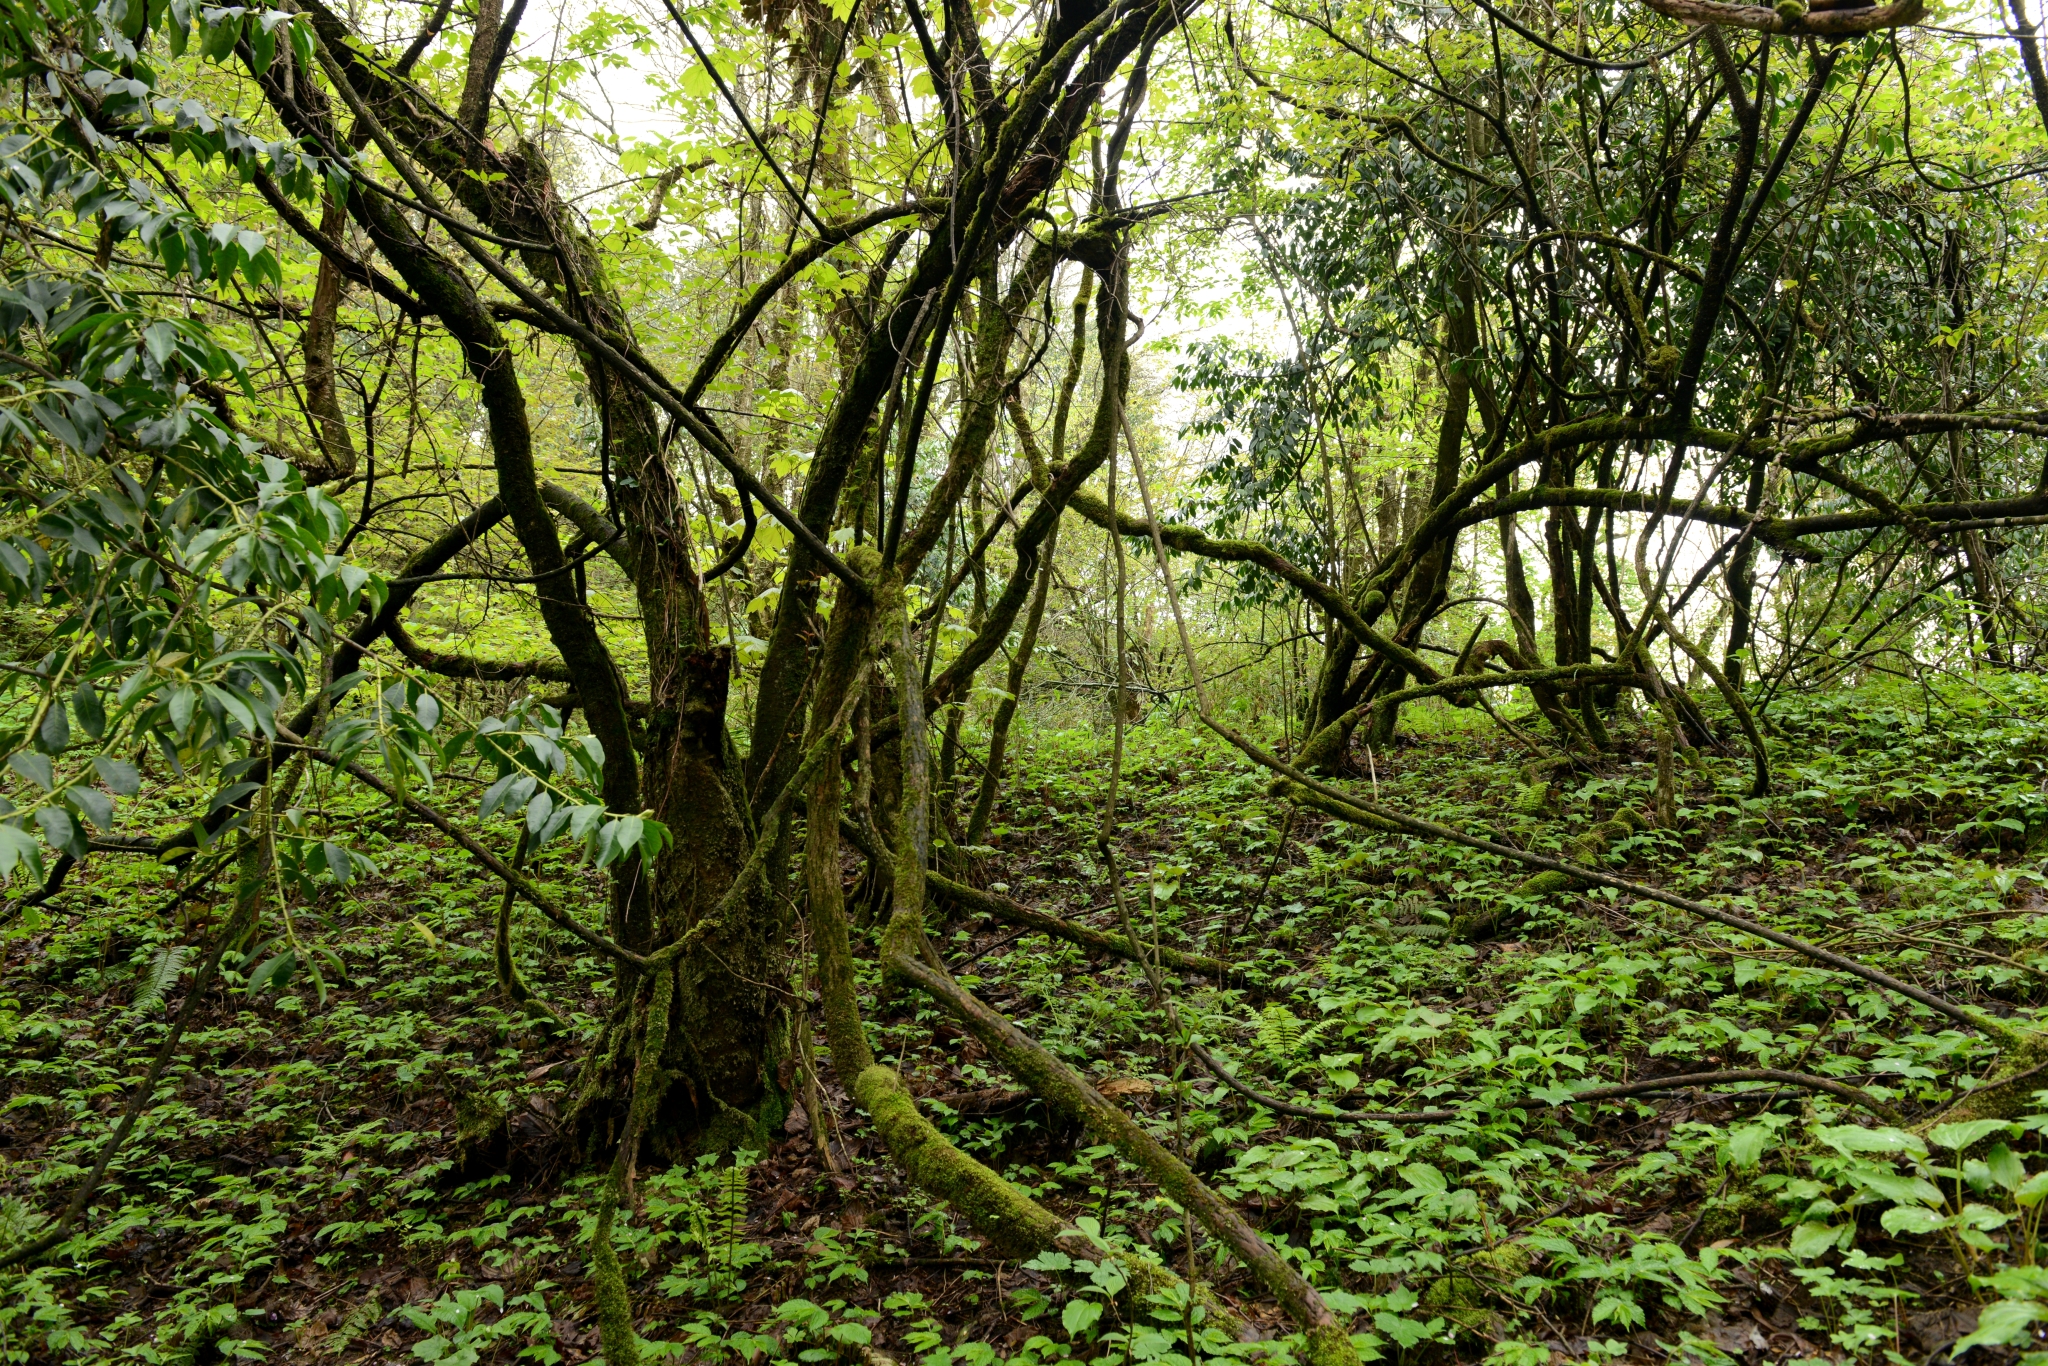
[3,679,2048,1366]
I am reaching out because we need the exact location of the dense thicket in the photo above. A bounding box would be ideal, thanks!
[1,0,2047,1357]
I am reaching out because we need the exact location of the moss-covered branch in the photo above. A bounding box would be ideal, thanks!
[927,871,1236,978]
[888,950,1362,1366]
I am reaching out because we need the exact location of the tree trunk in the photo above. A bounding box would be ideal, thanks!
[1367,268,1474,746]
[261,13,794,1161]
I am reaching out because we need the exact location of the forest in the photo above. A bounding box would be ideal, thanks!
[0,0,2045,1358]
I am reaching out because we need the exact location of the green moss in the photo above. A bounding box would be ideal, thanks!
[1303,1319,1363,1366]
[1453,807,1646,941]
[855,1064,1064,1257]
[1693,1178,1777,1244]
[1423,1243,1535,1336]
[1923,1030,2048,1126]
[588,968,678,1366]
[589,1198,639,1366]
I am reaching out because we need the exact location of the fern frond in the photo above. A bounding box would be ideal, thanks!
[1255,1003,1305,1058]
[715,1163,749,1266]
[324,1292,380,1358]
[132,946,189,1013]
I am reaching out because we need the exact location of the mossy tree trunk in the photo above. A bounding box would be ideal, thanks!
[263,10,792,1161]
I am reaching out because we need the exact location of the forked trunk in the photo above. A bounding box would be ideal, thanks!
[565,648,792,1161]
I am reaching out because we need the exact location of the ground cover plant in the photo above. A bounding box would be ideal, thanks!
[0,0,2047,1358]
[18,683,2048,1366]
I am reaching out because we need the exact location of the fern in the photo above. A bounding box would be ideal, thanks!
[683,1153,754,1270]
[1255,1003,1305,1057]
[712,1162,749,1268]
[1392,891,1438,923]
[131,946,188,1013]
[1253,1004,1333,1065]
[323,1292,380,1359]
[0,1195,41,1247]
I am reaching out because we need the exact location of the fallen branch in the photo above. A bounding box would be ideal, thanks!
[890,950,1361,1366]
[928,871,1237,978]
[804,558,1250,1338]
[1268,767,2005,1040]
[1188,1044,1898,1124]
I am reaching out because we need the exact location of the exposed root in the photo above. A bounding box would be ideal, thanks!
[590,965,677,1366]
[854,1065,1066,1257]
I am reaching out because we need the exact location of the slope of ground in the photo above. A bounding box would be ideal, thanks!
[3,680,2048,1365]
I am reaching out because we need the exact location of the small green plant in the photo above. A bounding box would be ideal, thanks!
[401,1282,558,1365]
[647,1150,772,1303]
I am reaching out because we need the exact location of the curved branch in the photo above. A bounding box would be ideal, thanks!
[681,200,940,407]
[1064,487,1440,683]
[386,619,575,681]
[1250,746,2007,1039]
[539,481,636,576]
[703,484,756,582]
[927,871,1236,977]
[279,729,646,967]
[1635,0,1924,35]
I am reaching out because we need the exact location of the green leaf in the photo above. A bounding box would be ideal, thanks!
[203,683,256,735]
[8,751,52,791]
[1879,1205,1947,1236]
[1816,1124,1926,1158]
[92,756,139,796]
[34,703,67,754]
[1989,1143,2026,1193]
[567,804,604,841]
[526,790,554,839]
[0,824,44,884]
[321,840,352,884]
[246,951,297,996]
[200,10,242,61]
[1061,1299,1101,1338]
[1088,1259,1127,1296]
[1846,1167,1943,1206]
[1726,1124,1772,1168]
[1788,1222,1845,1258]
[34,807,84,859]
[143,319,178,366]
[1930,1119,2017,1152]
[1400,1163,1447,1194]
[65,786,112,831]
[247,13,275,70]
[71,683,103,740]
[1954,1300,2046,1354]
[168,684,197,736]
